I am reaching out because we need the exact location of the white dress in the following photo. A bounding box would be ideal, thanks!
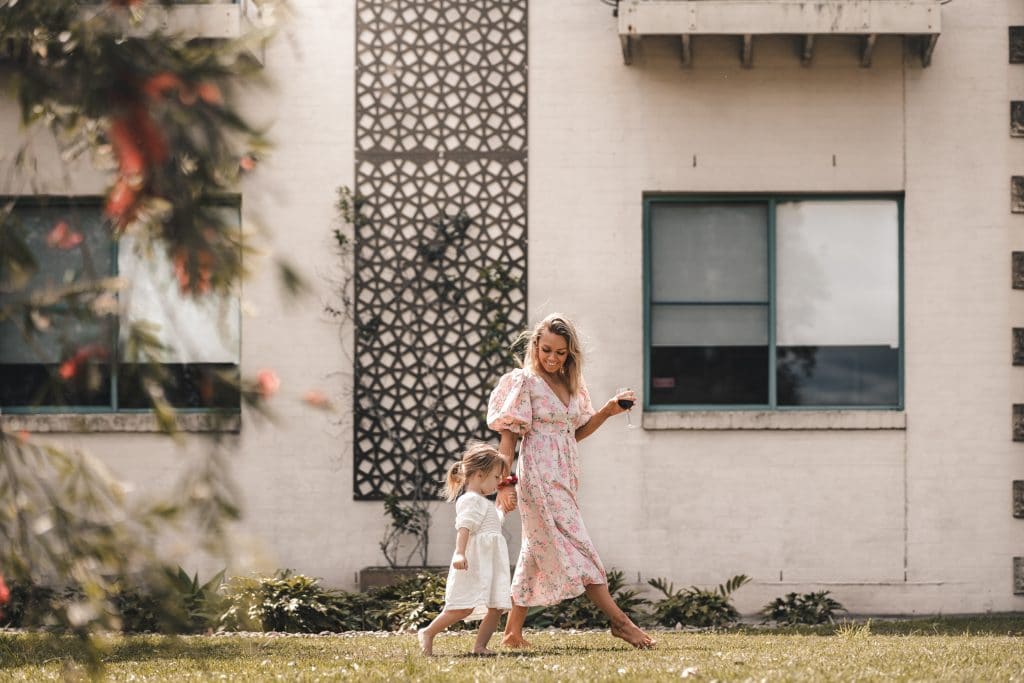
[442,491,512,621]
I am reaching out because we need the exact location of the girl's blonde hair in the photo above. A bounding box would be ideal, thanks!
[518,313,584,396]
[443,442,508,502]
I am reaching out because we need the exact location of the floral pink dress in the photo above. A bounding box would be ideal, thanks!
[487,368,607,606]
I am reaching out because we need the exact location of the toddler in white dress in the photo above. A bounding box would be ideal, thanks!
[417,443,512,656]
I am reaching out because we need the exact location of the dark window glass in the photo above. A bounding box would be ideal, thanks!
[1,200,241,412]
[647,197,901,409]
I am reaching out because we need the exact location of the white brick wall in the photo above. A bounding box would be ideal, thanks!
[3,0,1024,614]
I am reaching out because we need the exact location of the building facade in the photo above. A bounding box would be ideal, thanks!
[3,0,1024,615]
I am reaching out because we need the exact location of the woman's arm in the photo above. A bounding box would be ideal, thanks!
[575,388,635,442]
[495,429,519,512]
[497,429,518,470]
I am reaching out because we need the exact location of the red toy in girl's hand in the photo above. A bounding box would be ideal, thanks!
[498,474,518,488]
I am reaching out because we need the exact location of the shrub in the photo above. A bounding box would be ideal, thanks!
[219,570,350,633]
[370,571,462,632]
[648,574,750,628]
[0,580,58,628]
[761,591,845,625]
[525,570,649,629]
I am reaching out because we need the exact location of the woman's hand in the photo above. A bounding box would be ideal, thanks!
[452,552,468,571]
[603,388,637,416]
[496,484,518,513]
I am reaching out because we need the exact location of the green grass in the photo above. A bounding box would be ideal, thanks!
[2,616,1024,681]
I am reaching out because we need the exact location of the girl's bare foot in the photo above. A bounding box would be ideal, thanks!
[500,632,531,648]
[610,619,655,649]
[472,647,497,656]
[417,628,434,656]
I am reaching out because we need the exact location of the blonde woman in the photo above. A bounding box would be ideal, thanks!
[487,314,654,649]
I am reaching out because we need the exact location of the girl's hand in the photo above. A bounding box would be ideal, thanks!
[604,388,637,416]
[496,484,517,513]
[452,552,468,571]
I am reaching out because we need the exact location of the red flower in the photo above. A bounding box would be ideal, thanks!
[0,575,9,610]
[109,116,145,178]
[142,72,184,101]
[45,221,84,250]
[499,474,518,488]
[172,247,215,295]
[58,345,110,381]
[256,370,280,399]
[196,82,223,106]
[58,357,78,380]
[104,177,137,226]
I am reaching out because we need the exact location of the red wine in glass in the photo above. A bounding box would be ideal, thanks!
[616,387,636,428]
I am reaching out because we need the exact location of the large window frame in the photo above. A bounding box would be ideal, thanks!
[642,193,904,413]
[0,195,242,417]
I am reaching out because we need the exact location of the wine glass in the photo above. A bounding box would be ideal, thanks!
[616,387,636,429]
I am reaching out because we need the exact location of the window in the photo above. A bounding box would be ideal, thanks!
[645,196,902,410]
[0,198,240,412]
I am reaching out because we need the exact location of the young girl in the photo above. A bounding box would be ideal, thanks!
[417,443,512,656]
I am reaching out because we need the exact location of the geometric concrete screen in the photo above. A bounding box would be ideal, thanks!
[352,0,528,499]
[1015,481,1024,519]
[1016,557,1024,595]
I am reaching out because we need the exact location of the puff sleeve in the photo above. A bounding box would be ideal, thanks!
[575,376,596,429]
[454,493,488,533]
[486,368,532,435]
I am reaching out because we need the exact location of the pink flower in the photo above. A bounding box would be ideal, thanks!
[239,155,257,172]
[0,575,9,609]
[46,221,84,250]
[196,82,223,106]
[256,370,280,398]
[303,390,330,408]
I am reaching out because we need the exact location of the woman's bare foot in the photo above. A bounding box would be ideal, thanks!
[500,632,532,648]
[418,628,434,656]
[610,619,655,649]
[472,647,497,656]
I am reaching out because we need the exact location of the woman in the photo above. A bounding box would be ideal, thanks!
[487,314,654,649]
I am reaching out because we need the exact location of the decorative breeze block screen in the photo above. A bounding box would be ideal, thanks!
[353,0,528,499]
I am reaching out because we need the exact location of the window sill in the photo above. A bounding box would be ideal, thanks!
[0,412,240,434]
[642,410,906,431]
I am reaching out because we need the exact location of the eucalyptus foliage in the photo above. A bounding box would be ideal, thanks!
[0,0,290,661]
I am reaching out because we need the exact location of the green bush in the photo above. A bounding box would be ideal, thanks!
[0,580,58,628]
[761,591,845,625]
[648,574,750,628]
[370,571,464,632]
[218,570,378,633]
[524,570,649,629]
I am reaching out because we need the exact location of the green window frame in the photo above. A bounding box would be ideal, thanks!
[0,196,242,415]
[643,193,904,412]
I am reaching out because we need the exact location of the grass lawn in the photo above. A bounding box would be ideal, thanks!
[2,616,1024,681]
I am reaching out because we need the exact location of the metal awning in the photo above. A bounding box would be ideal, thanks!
[618,0,942,68]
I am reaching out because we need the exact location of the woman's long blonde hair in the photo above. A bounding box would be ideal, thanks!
[443,442,508,502]
[518,313,584,396]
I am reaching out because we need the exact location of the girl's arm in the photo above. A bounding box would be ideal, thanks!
[495,429,519,512]
[452,527,471,570]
